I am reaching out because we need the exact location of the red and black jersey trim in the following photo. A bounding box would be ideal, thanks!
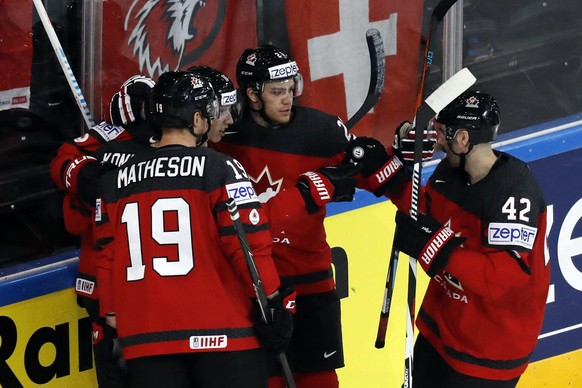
[219,223,269,237]
[419,307,532,370]
[118,327,256,348]
[279,267,333,287]
[444,344,532,370]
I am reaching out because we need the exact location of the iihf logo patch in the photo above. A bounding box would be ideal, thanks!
[189,335,227,349]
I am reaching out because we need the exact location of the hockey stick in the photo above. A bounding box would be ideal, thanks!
[374,243,398,348]
[402,1,461,385]
[403,67,476,388]
[375,0,459,352]
[345,28,385,131]
[225,198,296,388]
[33,0,95,130]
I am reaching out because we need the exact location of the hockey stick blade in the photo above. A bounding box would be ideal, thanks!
[411,67,476,218]
[414,68,477,133]
[346,28,385,130]
[225,198,296,388]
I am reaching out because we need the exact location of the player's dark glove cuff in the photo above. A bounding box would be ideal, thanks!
[296,162,361,214]
[394,211,465,277]
[344,136,409,197]
[254,287,295,353]
[367,156,410,197]
[77,161,106,206]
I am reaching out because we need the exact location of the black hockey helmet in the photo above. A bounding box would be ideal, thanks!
[150,71,219,131]
[186,65,241,121]
[435,90,500,144]
[236,45,303,96]
[110,75,156,126]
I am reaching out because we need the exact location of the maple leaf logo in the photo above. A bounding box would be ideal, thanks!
[250,166,283,203]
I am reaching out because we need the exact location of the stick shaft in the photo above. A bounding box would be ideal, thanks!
[33,0,95,130]
[404,2,460,386]
[374,246,398,348]
[226,199,295,388]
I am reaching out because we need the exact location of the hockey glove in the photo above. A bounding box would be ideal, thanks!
[394,211,465,277]
[393,120,437,163]
[76,160,106,206]
[62,155,98,193]
[344,136,408,197]
[254,287,296,353]
[297,162,362,213]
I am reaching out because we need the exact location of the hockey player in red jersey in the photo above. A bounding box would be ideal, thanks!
[345,91,550,387]
[49,75,156,388]
[95,71,295,388]
[211,45,364,388]
[186,65,241,144]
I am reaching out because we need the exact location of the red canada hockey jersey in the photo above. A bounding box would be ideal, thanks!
[212,106,352,295]
[49,121,153,299]
[391,151,550,380]
[95,145,280,360]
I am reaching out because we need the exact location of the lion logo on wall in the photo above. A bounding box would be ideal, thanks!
[124,0,224,78]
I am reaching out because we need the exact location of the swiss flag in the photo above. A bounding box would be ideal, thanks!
[285,0,424,145]
[102,0,256,119]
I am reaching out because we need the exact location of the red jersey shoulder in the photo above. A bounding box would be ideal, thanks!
[99,146,245,203]
[219,106,349,158]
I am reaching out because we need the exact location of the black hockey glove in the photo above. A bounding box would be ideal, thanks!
[76,160,106,206]
[254,287,296,353]
[344,136,409,197]
[394,211,466,277]
[297,162,362,214]
[392,120,437,163]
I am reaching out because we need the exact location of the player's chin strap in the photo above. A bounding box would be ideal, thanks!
[190,114,213,147]
[250,103,282,128]
[448,141,474,170]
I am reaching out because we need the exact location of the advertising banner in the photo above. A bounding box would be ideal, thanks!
[0,0,32,111]
[529,148,582,360]
[100,0,424,144]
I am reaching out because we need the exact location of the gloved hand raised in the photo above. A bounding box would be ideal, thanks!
[394,211,465,277]
[254,287,296,353]
[393,120,437,163]
[344,136,408,197]
[297,162,362,213]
